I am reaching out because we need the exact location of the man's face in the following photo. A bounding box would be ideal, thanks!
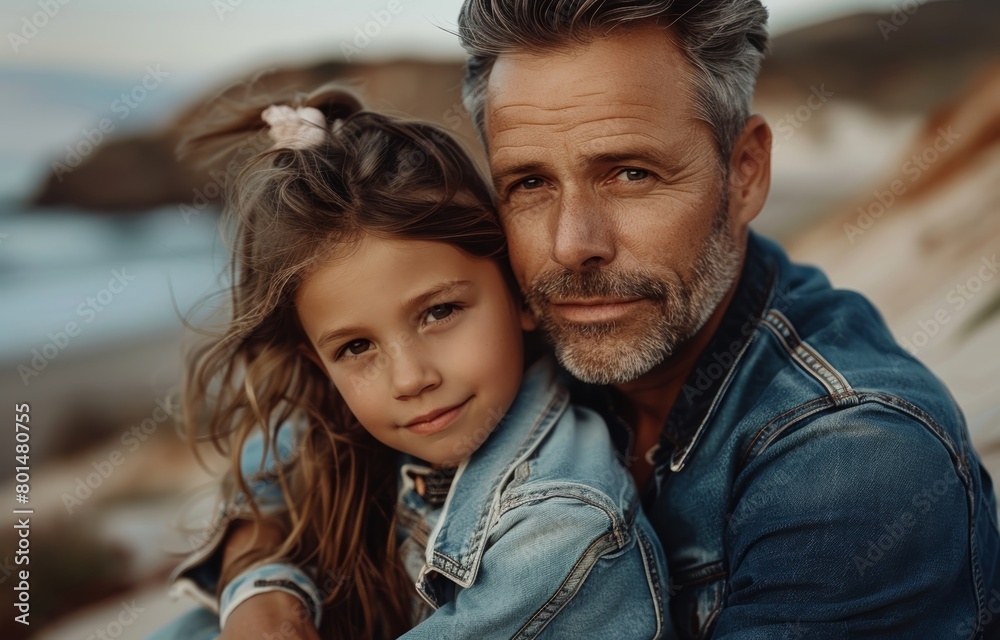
[484,24,744,385]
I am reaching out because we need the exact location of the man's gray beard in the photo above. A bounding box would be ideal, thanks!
[524,207,743,386]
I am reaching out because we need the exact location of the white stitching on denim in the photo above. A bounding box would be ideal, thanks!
[763,310,853,397]
[512,529,619,639]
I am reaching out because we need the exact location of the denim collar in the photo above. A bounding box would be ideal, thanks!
[657,229,780,472]
[568,229,782,475]
[422,356,568,587]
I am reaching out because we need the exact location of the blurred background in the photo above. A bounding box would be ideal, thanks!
[1,0,998,637]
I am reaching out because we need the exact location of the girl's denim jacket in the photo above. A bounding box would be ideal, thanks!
[165,356,676,639]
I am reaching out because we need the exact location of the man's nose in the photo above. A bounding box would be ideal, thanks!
[550,190,616,271]
[390,345,441,400]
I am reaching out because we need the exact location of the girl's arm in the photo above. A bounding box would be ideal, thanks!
[216,519,319,640]
[221,588,317,640]
[166,424,324,637]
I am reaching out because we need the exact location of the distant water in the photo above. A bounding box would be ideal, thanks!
[0,202,228,365]
[0,66,236,364]
[0,66,211,197]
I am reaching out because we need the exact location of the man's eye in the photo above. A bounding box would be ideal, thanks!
[339,339,371,358]
[425,303,457,322]
[517,177,545,191]
[616,169,649,181]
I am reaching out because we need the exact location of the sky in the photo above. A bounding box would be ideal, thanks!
[1,0,941,80]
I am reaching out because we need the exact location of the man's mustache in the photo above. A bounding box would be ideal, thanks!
[524,269,668,304]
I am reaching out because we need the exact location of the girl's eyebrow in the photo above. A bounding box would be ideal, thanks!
[402,279,474,313]
[316,325,364,351]
[315,280,474,351]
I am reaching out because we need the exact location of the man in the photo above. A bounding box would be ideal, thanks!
[454,1,999,637]
[166,1,1000,638]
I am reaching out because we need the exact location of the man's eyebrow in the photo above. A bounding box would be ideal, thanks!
[582,149,686,175]
[314,280,474,351]
[491,162,547,191]
[491,149,686,190]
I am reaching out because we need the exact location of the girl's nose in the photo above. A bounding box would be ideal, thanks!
[390,346,441,400]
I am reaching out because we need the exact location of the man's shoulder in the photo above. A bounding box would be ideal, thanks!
[739,238,964,436]
[710,237,973,476]
[735,392,966,475]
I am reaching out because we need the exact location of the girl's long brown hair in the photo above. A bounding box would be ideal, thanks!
[177,81,507,638]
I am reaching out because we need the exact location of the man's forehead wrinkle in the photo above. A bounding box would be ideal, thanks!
[571,90,606,99]
[489,101,610,123]
[577,130,679,150]
[494,117,665,140]
[491,142,552,157]
[490,97,687,133]
[494,126,680,156]
[492,126,687,161]
[491,96,668,114]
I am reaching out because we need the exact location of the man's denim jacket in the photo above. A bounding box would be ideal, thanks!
[166,357,676,639]
[568,231,999,639]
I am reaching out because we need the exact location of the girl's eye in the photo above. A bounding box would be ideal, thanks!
[616,168,649,182]
[338,339,371,358]
[425,303,457,323]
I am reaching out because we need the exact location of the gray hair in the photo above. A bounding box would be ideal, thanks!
[457,0,769,161]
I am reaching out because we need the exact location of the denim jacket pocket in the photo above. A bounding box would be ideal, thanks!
[669,560,726,640]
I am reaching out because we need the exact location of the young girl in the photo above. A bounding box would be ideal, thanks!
[151,83,675,639]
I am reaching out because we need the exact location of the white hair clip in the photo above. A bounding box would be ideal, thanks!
[261,104,327,150]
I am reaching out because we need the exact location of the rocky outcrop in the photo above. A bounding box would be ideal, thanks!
[29,60,471,213]
[33,135,200,213]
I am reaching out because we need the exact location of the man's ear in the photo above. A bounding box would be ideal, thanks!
[726,114,772,230]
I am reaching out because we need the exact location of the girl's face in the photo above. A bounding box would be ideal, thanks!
[296,234,528,466]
